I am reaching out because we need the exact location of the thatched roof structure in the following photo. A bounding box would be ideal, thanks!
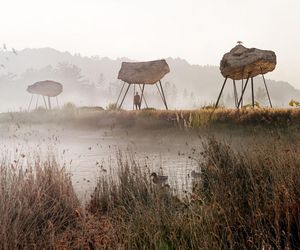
[220,45,276,80]
[27,80,63,97]
[118,59,170,84]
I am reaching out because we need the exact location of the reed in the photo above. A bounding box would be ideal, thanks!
[1,107,299,130]
[89,138,300,249]
[0,157,79,249]
[1,132,299,248]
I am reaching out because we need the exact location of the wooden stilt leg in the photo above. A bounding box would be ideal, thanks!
[233,80,238,108]
[139,84,148,108]
[156,83,164,101]
[116,81,126,106]
[214,77,228,109]
[237,76,250,108]
[159,80,168,110]
[28,95,33,112]
[118,84,131,110]
[251,77,255,108]
[35,95,39,109]
[139,84,145,109]
[241,78,244,107]
[43,96,48,110]
[56,97,59,108]
[48,96,51,110]
[133,84,135,110]
[261,70,273,108]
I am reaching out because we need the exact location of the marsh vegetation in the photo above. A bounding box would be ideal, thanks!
[0,122,299,249]
[1,107,299,130]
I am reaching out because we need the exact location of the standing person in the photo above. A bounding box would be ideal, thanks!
[134,92,141,110]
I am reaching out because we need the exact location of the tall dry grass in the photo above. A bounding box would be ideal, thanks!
[0,157,80,249]
[1,134,299,249]
[89,138,300,249]
[200,138,300,249]
[88,152,209,249]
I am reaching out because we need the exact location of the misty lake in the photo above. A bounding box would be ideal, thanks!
[0,123,202,200]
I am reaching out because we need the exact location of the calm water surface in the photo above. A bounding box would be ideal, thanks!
[0,124,202,200]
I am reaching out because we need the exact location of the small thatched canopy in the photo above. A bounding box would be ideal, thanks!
[220,45,276,80]
[118,59,170,84]
[27,80,63,97]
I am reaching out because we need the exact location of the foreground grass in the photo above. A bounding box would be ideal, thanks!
[0,157,79,248]
[0,157,117,249]
[1,137,299,249]
[89,138,300,249]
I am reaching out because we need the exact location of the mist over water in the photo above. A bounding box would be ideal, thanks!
[0,122,202,199]
[0,48,299,112]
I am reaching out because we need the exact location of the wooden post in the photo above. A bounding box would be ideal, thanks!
[28,95,33,112]
[43,96,48,110]
[251,77,254,108]
[35,95,39,109]
[156,82,164,101]
[261,70,273,108]
[214,77,228,109]
[237,76,250,108]
[139,84,148,108]
[56,97,59,109]
[133,84,135,110]
[233,80,238,108]
[48,96,51,110]
[116,81,126,106]
[118,83,131,110]
[139,84,145,109]
[241,69,245,107]
[159,80,168,110]
[241,78,244,107]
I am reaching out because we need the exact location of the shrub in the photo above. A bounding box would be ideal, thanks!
[106,102,118,111]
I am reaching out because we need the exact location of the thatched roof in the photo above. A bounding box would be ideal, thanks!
[27,80,63,97]
[118,59,170,84]
[220,45,276,80]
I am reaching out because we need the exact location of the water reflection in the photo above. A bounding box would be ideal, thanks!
[0,124,201,200]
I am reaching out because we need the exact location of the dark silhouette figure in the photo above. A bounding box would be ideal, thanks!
[134,92,141,110]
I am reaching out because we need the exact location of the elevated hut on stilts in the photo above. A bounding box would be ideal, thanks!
[27,80,63,111]
[214,43,276,109]
[116,59,170,110]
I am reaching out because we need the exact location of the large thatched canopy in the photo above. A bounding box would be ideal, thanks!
[220,45,276,80]
[27,80,63,97]
[118,59,170,84]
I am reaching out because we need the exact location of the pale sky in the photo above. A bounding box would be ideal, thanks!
[1,0,300,87]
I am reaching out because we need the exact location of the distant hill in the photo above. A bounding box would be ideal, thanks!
[0,48,299,111]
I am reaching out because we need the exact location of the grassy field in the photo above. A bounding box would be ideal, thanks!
[0,136,299,249]
[1,106,300,130]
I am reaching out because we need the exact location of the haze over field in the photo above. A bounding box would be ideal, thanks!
[1,0,300,111]
[1,0,300,84]
[0,48,299,112]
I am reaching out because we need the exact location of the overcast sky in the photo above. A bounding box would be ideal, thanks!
[1,0,300,87]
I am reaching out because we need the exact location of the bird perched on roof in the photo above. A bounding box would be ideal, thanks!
[150,172,168,185]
